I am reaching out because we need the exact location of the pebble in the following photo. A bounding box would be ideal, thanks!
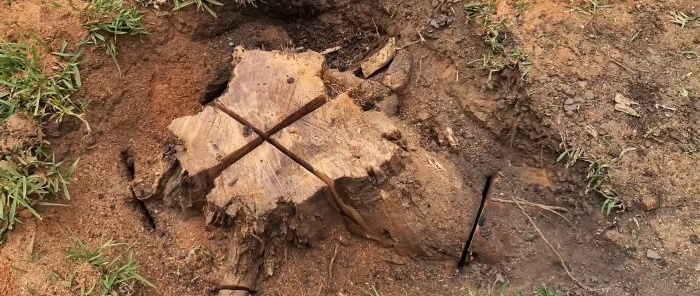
[583,90,595,100]
[640,195,660,211]
[495,273,506,284]
[560,85,576,96]
[524,232,538,242]
[381,50,412,93]
[496,99,508,110]
[646,249,662,260]
[564,103,578,112]
[690,234,700,244]
[429,14,452,29]
[416,110,430,121]
[564,98,575,105]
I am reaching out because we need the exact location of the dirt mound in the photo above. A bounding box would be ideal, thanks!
[0,113,42,155]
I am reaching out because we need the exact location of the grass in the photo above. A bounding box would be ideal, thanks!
[81,0,148,70]
[669,11,696,28]
[534,287,561,296]
[558,140,633,215]
[67,235,155,295]
[1,39,84,241]
[513,0,529,14]
[173,0,224,18]
[358,285,382,296]
[573,0,612,15]
[0,149,77,239]
[556,147,585,169]
[1,40,85,122]
[172,0,256,18]
[464,1,532,82]
[468,286,562,296]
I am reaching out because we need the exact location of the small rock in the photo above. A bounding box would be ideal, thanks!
[564,104,578,112]
[560,85,576,96]
[603,230,629,247]
[614,93,640,117]
[381,50,412,93]
[690,234,700,244]
[416,110,430,121]
[574,96,585,104]
[429,14,452,29]
[646,249,662,260]
[640,195,659,211]
[583,90,595,100]
[82,133,97,147]
[376,94,399,117]
[564,98,575,105]
[576,72,587,81]
[495,273,506,284]
[496,99,508,110]
[524,232,538,242]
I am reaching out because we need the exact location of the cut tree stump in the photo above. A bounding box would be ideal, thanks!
[162,47,404,295]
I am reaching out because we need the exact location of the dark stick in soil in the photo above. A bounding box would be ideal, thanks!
[457,173,497,270]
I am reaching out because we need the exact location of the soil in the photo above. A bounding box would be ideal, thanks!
[0,0,698,295]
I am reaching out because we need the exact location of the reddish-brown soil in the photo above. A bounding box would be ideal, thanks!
[0,0,698,295]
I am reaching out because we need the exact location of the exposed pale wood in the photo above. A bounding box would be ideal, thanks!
[207,141,325,218]
[360,37,396,78]
[216,47,327,133]
[168,105,258,177]
[271,93,401,194]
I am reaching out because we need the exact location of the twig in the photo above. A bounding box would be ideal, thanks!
[372,18,380,37]
[418,31,426,42]
[328,243,339,278]
[492,197,570,224]
[417,53,429,84]
[320,46,342,55]
[510,195,595,292]
[397,39,421,50]
[608,58,633,73]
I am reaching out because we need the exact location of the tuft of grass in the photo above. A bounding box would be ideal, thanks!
[1,40,85,122]
[67,235,155,295]
[535,287,561,296]
[669,11,696,28]
[1,39,83,241]
[514,0,529,15]
[172,0,256,18]
[80,0,148,70]
[574,0,613,15]
[464,1,532,82]
[558,138,634,215]
[465,0,498,30]
[358,285,382,296]
[585,158,610,193]
[173,0,224,18]
[557,147,585,168]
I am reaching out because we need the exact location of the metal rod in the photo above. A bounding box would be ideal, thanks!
[457,174,495,269]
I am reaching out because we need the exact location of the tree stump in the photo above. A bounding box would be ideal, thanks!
[164,48,403,294]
